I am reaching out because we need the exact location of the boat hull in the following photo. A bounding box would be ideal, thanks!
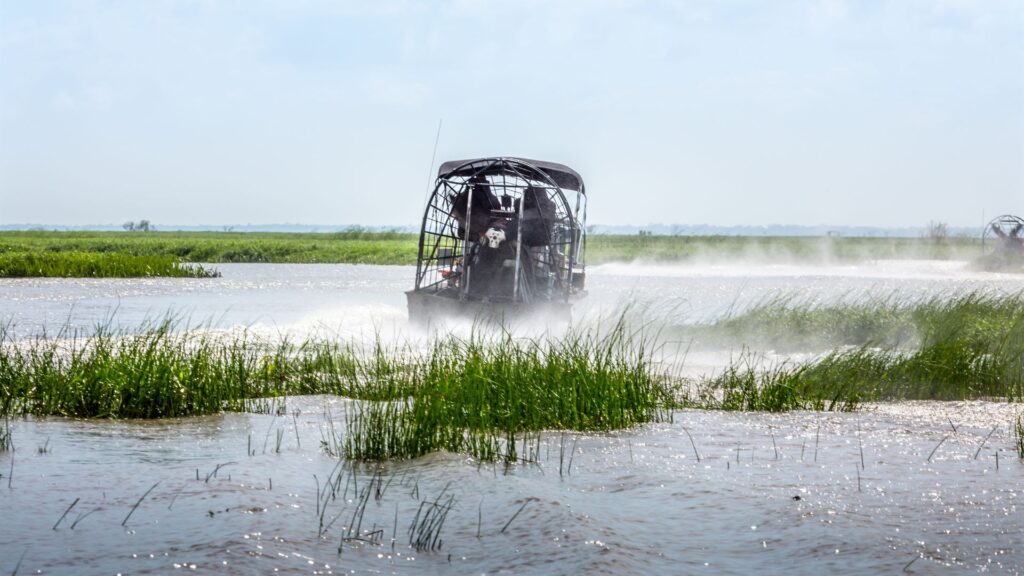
[405,289,571,328]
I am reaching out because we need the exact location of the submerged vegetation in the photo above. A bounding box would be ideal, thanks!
[0,251,219,278]
[1,291,1021,461]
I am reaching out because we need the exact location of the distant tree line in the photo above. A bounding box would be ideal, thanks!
[123,220,153,232]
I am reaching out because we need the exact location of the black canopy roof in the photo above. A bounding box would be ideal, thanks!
[437,157,585,193]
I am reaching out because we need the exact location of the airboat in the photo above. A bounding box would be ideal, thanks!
[980,214,1024,270]
[406,157,587,326]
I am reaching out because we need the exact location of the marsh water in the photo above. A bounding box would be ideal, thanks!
[2,261,1024,574]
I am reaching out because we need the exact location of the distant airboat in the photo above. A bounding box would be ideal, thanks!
[983,215,1024,256]
[979,214,1024,271]
[406,157,587,325]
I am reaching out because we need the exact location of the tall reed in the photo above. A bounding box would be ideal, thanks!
[344,326,672,461]
[0,320,672,463]
[3,291,1021,462]
[700,292,1024,404]
[0,416,11,452]
[701,291,1024,352]
[1015,414,1024,459]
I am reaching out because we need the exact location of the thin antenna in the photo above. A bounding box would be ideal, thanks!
[423,119,443,208]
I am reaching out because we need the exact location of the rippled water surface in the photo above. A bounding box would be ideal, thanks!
[2,261,1023,574]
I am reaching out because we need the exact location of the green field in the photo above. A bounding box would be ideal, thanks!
[0,230,418,267]
[0,251,219,278]
[585,233,983,263]
[0,230,988,277]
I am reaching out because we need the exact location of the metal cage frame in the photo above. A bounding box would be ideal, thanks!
[982,214,1024,256]
[411,157,586,307]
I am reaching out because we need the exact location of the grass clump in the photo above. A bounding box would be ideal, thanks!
[0,322,284,418]
[345,328,671,461]
[701,291,1024,353]
[699,292,1024,404]
[0,321,673,462]
[703,294,911,351]
[0,251,219,278]
[692,352,872,412]
[0,321,409,419]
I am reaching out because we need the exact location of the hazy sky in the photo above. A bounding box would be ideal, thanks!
[1,0,1021,228]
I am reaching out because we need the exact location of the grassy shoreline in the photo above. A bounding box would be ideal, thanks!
[0,230,987,270]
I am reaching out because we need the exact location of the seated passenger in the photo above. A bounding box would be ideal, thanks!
[449,175,499,240]
[517,186,557,246]
[468,220,518,299]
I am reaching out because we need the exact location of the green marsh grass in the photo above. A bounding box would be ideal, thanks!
[0,230,418,265]
[0,320,673,462]
[586,233,982,264]
[702,294,912,351]
[0,251,219,278]
[693,350,874,412]
[0,321,279,418]
[2,291,1021,462]
[699,291,1024,355]
[0,230,987,267]
[0,320,425,419]
[699,292,1024,405]
[343,327,672,461]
